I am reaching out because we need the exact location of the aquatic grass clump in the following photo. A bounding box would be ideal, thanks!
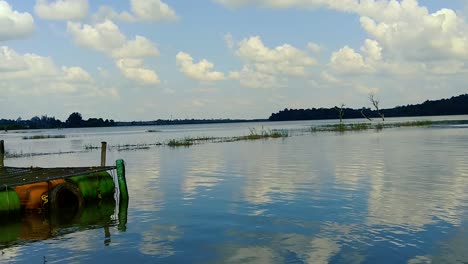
[269,129,289,138]
[399,121,433,127]
[84,144,100,150]
[22,135,66,140]
[233,127,289,141]
[311,120,432,133]
[167,139,194,147]
[375,123,384,130]
[349,123,371,130]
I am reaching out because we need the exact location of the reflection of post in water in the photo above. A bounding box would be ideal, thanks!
[118,197,129,232]
[116,160,129,232]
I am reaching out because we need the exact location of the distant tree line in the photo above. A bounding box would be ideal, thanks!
[116,118,266,126]
[0,112,115,130]
[269,94,468,121]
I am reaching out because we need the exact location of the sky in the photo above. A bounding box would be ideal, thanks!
[1,0,468,121]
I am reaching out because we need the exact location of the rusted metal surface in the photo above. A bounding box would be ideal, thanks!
[0,166,116,188]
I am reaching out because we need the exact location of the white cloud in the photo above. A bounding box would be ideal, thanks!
[0,46,95,94]
[62,66,92,82]
[112,36,159,59]
[329,38,465,77]
[176,52,226,81]
[361,39,382,62]
[116,58,160,84]
[93,0,178,23]
[131,0,178,22]
[230,36,316,88]
[330,46,372,74]
[0,46,57,79]
[92,5,135,23]
[68,20,160,85]
[35,0,89,21]
[216,0,468,62]
[67,20,126,53]
[0,1,34,41]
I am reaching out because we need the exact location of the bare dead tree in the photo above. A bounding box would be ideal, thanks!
[369,93,385,121]
[335,103,345,125]
[360,108,373,121]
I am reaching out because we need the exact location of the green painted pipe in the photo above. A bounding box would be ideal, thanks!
[0,188,21,213]
[116,159,128,201]
[67,172,115,201]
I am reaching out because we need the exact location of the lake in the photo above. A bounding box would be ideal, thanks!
[1,116,467,263]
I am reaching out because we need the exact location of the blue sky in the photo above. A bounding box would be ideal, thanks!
[1,0,467,120]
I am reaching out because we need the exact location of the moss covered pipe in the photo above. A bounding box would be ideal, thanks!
[116,159,129,201]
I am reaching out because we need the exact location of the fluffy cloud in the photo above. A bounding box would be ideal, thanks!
[176,52,226,81]
[0,46,56,79]
[34,0,89,21]
[231,36,316,88]
[93,0,178,23]
[130,0,178,21]
[62,66,92,82]
[92,6,135,23]
[0,46,95,94]
[112,36,159,59]
[330,46,372,73]
[177,35,317,87]
[67,20,126,53]
[67,20,160,85]
[0,1,34,41]
[116,58,160,84]
[359,7,468,60]
[329,38,465,76]
[216,0,468,62]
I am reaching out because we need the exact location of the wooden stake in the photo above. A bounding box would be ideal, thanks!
[101,141,107,167]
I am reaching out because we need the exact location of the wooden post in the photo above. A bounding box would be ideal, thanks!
[100,141,107,167]
[0,140,4,168]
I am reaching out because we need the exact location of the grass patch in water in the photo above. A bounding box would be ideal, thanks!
[236,128,289,140]
[22,135,66,140]
[398,121,433,127]
[312,120,432,132]
[167,139,194,147]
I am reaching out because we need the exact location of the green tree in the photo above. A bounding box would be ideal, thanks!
[66,112,83,127]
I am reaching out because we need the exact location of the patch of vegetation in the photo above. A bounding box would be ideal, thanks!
[312,120,432,133]
[375,123,384,130]
[84,144,100,150]
[235,128,289,140]
[399,121,433,127]
[22,135,66,140]
[163,129,289,148]
[167,139,194,147]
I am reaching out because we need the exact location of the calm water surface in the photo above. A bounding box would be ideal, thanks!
[1,117,467,263]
